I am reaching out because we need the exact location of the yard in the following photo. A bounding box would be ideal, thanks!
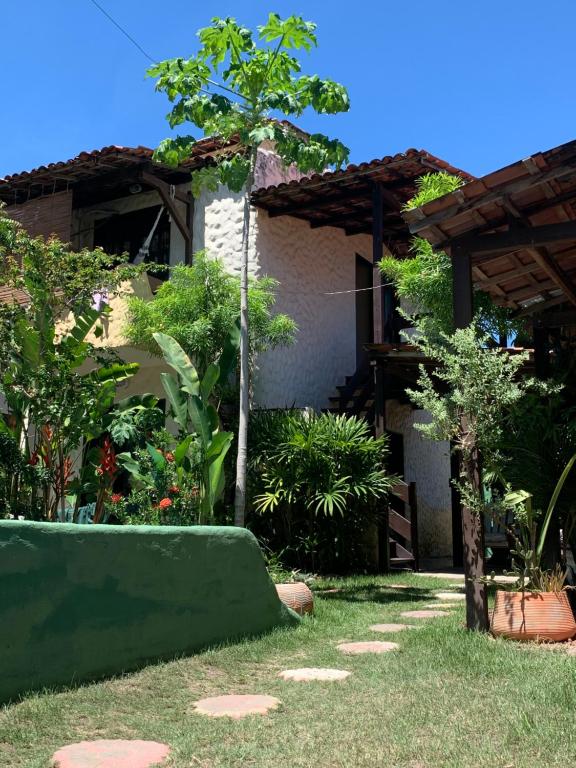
[2,574,576,768]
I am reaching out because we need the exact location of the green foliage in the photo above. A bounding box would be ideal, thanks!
[0,210,141,520]
[145,329,239,521]
[407,326,541,469]
[379,173,517,339]
[248,410,397,573]
[124,254,296,376]
[502,453,576,590]
[149,13,351,192]
[403,171,464,211]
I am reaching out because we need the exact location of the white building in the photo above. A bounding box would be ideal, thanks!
[0,139,472,567]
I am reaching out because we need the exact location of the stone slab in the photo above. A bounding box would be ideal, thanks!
[52,739,170,768]
[194,694,281,719]
[337,641,399,654]
[278,668,351,681]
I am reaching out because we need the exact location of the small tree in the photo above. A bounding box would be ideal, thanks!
[149,13,350,526]
[406,325,545,629]
[124,253,296,377]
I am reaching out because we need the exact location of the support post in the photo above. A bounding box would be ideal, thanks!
[452,246,489,631]
[185,192,194,265]
[372,183,385,344]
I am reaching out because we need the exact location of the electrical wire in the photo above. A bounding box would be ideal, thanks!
[87,0,248,105]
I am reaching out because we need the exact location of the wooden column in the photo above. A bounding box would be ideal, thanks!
[185,192,195,265]
[372,183,385,345]
[452,246,489,632]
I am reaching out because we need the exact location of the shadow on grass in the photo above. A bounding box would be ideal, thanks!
[314,584,436,604]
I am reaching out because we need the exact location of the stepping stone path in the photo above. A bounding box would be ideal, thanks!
[337,640,399,654]
[386,584,410,589]
[427,603,457,609]
[51,740,170,768]
[193,694,280,719]
[400,610,453,619]
[435,592,466,601]
[279,668,351,681]
[369,623,417,633]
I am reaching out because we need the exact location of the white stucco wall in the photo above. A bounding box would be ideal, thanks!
[386,400,453,565]
[190,147,372,409]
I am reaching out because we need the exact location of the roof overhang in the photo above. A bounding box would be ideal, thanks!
[404,139,576,315]
[251,150,473,251]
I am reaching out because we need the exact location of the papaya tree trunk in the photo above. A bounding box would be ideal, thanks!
[234,147,257,527]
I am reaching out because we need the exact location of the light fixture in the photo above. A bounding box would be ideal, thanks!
[129,183,143,194]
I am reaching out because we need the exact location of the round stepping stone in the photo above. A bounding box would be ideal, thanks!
[369,623,415,633]
[279,668,351,681]
[386,583,410,589]
[426,603,456,609]
[52,739,170,768]
[435,592,466,601]
[400,609,453,619]
[193,694,280,719]
[337,640,399,654]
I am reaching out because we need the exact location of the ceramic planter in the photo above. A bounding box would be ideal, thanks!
[491,589,576,642]
[275,582,314,616]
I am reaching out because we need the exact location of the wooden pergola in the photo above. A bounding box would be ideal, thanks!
[403,138,576,629]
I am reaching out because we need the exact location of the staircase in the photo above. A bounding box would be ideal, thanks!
[326,362,419,572]
[326,361,375,422]
[387,482,419,570]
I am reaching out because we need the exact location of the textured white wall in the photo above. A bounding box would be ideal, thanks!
[253,213,372,409]
[190,147,371,409]
[386,400,453,564]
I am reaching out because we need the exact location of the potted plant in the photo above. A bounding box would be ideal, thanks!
[491,452,576,642]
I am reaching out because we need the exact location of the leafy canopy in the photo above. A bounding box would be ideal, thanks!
[124,253,296,374]
[148,13,351,193]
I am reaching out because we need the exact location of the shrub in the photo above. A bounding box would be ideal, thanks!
[247,410,397,573]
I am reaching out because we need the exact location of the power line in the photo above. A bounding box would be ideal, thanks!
[88,0,156,64]
[87,0,248,105]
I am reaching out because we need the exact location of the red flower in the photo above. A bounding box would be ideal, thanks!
[111,493,123,504]
[164,452,175,463]
[96,467,104,476]
[158,497,172,509]
[169,485,180,494]
[98,437,118,478]
[28,451,39,466]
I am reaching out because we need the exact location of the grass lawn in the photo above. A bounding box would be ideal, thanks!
[2,573,576,767]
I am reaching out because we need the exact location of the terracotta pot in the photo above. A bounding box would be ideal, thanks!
[491,589,576,642]
[275,583,314,616]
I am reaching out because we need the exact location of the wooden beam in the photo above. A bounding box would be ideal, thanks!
[409,163,576,236]
[454,220,576,257]
[140,172,191,247]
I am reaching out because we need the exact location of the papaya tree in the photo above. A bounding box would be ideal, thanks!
[149,13,350,526]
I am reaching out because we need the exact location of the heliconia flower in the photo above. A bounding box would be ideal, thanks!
[111,493,123,503]
[28,451,39,466]
[158,497,172,509]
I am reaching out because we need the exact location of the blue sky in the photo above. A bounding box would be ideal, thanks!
[2,1,575,179]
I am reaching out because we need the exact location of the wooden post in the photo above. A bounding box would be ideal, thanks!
[185,192,194,265]
[452,245,489,631]
[372,183,385,345]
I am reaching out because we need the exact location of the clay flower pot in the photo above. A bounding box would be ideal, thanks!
[491,589,576,642]
[275,583,314,616]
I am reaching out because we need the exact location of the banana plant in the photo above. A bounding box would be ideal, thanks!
[149,323,239,522]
